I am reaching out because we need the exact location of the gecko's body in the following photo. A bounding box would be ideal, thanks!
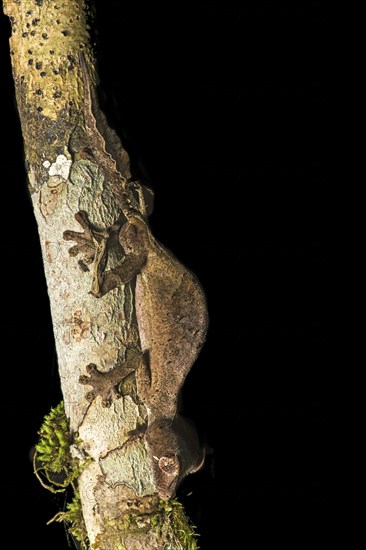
[64,53,208,499]
[115,213,208,499]
[119,213,208,421]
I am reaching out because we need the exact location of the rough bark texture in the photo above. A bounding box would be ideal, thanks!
[2,1,198,548]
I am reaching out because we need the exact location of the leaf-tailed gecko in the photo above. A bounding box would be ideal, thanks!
[64,53,208,499]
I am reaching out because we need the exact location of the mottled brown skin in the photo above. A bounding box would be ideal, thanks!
[112,210,208,419]
[63,53,208,499]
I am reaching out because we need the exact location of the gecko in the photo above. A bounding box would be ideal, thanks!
[64,52,208,499]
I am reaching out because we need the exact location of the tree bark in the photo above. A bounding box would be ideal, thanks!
[2,1,199,548]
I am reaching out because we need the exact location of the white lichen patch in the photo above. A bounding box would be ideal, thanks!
[100,440,155,496]
[70,443,88,462]
[43,154,72,181]
[78,396,142,461]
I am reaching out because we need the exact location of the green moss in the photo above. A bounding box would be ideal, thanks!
[95,498,199,549]
[49,491,89,550]
[35,404,199,549]
[34,401,85,493]
[155,499,199,550]
[35,403,90,547]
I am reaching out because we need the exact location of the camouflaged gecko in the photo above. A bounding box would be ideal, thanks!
[63,53,208,499]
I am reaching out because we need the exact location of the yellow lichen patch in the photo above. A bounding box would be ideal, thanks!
[4,0,91,120]
[3,1,97,193]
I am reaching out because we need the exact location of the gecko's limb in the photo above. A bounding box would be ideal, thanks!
[79,348,143,407]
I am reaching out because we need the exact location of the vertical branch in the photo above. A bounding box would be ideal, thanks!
[2,1,204,548]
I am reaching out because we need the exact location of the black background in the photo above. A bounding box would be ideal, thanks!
[1,1,344,548]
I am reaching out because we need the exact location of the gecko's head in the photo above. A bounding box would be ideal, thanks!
[119,216,150,254]
[153,453,181,501]
[145,419,182,501]
[145,416,204,501]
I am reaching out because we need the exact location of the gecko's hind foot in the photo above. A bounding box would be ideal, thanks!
[79,363,118,407]
[79,350,143,407]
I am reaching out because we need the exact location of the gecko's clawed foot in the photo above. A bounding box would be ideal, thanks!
[79,362,119,407]
[63,210,108,265]
[79,350,142,408]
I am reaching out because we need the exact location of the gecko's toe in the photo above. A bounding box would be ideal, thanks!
[102,397,112,408]
[79,375,89,385]
[68,244,82,257]
[75,210,91,227]
[85,363,98,374]
[85,390,95,402]
[77,260,90,273]
[63,230,76,241]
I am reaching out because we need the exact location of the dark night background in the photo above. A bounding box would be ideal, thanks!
[1,2,344,548]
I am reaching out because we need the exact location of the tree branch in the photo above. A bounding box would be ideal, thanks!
[2,1,205,548]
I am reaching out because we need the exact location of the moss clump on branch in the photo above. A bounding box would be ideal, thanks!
[34,402,89,547]
[154,499,199,550]
[48,491,90,550]
[34,401,83,492]
[95,498,199,549]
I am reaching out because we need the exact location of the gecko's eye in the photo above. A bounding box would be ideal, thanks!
[158,455,179,476]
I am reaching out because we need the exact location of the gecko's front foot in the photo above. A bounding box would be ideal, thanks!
[63,210,108,268]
